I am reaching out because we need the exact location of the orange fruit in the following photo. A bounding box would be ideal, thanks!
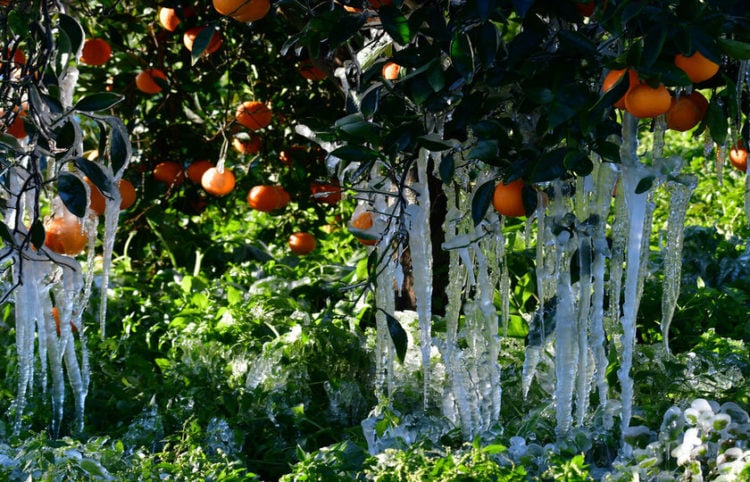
[310,180,341,204]
[686,90,709,117]
[492,179,526,217]
[201,167,236,196]
[666,95,703,132]
[135,68,167,94]
[84,176,107,215]
[4,47,25,65]
[44,213,88,256]
[729,145,748,172]
[232,134,262,154]
[674,51,720,84]
[87,177,138,214]
[80,38,112,66]
[158,6,196,31]
[183,26,223,55]
[382,61,401,80]
[298,59,327,81]
[602,68,637,109]
[186,160,215,183]
[350,211,377,245]
[119,179,137,209]
[213,0,271,22]
[235,101,272,130]
[247,185,290,212]
[367,0,391,8]
[52,306,77,336]
[623,82,671,118]
[3,110,26,139]
[288,232,316,255]
[153,161,184,186]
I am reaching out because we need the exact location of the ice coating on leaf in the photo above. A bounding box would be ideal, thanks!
[660,177,696,353]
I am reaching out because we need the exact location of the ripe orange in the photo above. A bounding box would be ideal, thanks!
[232,134,262,154]
[310,180,341,204]
[4,47,25,65]
[298,59,327,81]
[674,51,719,83]
[44,213,88,256]
[158,6,196,31]
[87,177,138,214]
[119,179,137,209]
[52,306,77,336]
[236,101,272,130]
[624,82,671,118]
[247,185,290,212]
[84,176,107,215]
[492,179,526,217]
[153,161,184,186]
[186,160,215,183]
[3,110,26,139]
[213,0,271,22]
[288,232,316,255]
[135,68,167,94]
[367,0,391,8]
[80,38,112,66]
[686,90,709,117]
[602,68,637,109]
[666,94,703,132]
[183,26,223,55]
[729,144,748,172]
[350,211,377,245]
[382,61,400,80]
[201,167,236,196]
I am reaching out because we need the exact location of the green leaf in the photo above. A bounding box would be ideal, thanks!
[74,157,113,195]
[7,10,32,37]
[0,222,13,247]
[74,93,124,112]
[30,219,45,250]
[707,100,728,146]
[558,29,597,57]
[595,141,622,163]
[472,180,495,226]
[718,38,750,60]
[416,134,456,151]
[190,26,218,64]
[379,6,411,45]
[530,148,567,183]
[642,26,667,69]
[467,139,499,161]
[439,154,455,183]
[451,32,474,83]
[360,85,381,118]
[563,149,594,176]
[57,172,88,218]
[58,13,84,57]
[384,311,407,363]
[330,145,380,163]
[635,176,655,194]
[108,120,130,175]
[54,120,77,152]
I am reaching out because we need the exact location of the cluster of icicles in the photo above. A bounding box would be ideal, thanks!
[4,64,128,433]
[358,111,709,452]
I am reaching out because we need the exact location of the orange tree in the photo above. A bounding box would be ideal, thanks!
[3,0,750,477]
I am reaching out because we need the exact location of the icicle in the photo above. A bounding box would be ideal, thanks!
[618,113,655,451]
[745,174,750,228]
[660,177,697,354]
[553,227,578,436]
[590,161,618,424]
[498,216,510,337]
[406,146,433,411]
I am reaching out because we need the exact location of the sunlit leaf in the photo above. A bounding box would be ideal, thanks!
[108,120,130,175]
[380,6,411,45]
[74,157,113,195]
[416,134,456,151]
[190,26,217,64]
[58,13,84,56]
[330,145,380,163]
[718,38,750,60]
